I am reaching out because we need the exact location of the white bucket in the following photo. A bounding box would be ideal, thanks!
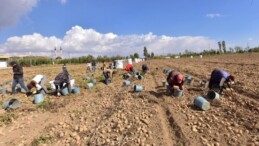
[115,60,124,69]
[134,58,138,63]
[86,63,92,67]
[200,55,203,58]
[128,58,132,64]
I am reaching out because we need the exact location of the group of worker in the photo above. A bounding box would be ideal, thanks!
[8,60,234,98]
[9,61,72,97]
[165,68,234,95]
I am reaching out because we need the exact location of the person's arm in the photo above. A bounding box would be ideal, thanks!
[110,70,113,79]
[219,78,226,87]
[219,78,226,93]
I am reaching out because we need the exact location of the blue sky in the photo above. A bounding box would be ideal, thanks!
[0,0,258,57]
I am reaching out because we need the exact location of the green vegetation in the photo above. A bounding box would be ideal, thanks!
[36,98,53,111]
[7,45,259,67]
[9,55,126,67]
[31,135,54,146]
[0,113,18,126]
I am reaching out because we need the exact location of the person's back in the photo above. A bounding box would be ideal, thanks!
[167,71,178,85]
[166,70,184,94]
[91,61,96,67]
[12,63,23,79]
[142,64,149,73]
[211,69,230,82]
[32,75,44,83]
[54,64,71,95]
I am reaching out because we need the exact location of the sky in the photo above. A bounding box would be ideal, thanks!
[0,0,258,57]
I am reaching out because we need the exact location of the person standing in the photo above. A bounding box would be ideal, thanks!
[91,60,97,73]
[9,61,29,95]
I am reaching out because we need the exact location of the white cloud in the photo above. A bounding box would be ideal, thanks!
[206,13,223,19]
[59,0,67,5]
[0,25,217,57]
[0,0,38,28]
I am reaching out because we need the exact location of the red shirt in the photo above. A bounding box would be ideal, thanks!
[125,64,133,72]
[167,71,184,87]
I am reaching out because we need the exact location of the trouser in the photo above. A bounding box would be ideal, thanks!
[103,72,111,85]
[55,82,72,95]
[92,66,96,72]
[11,78,28,94]
[103,72,110,79]
[167,85,174,94]
[39,75,48,93]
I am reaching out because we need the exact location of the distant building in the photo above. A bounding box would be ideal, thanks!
[0,56,9,68]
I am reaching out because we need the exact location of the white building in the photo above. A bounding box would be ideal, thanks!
[0,56,9,68]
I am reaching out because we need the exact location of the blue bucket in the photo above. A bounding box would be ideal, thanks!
[40,89,46,95]
[123,73,132,79]
[173,89,183,97]
[134,85,143,92]
[34,94,44,104]
[72,87,80,94]
[2,98,20,110]
[1,87,7,94]
[206,90,220,101]
[60,87,69,95]
[194,96,210,111]
[138,75,144,80]
[86,83,94,89]
[186,75,191,80]
[188,79,194,85]
[163,69,170,73]
[123,80,131,86]
[84,75,90,80]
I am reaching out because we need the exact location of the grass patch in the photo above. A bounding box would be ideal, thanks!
[36,98,53,111]
[0,113,18,126]
[31,135,54,146]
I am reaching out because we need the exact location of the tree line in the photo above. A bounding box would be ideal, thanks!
[8,44,259,66]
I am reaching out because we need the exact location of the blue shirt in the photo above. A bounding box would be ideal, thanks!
[211,69,230,82]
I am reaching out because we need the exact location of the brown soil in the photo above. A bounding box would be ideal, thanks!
[0,53,258,146]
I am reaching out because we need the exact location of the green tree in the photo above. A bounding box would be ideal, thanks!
[218,41,222,53]
[143,46,149,58]
[222,41,226,53]
[133,53,139,58]
[151,52,154,58]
